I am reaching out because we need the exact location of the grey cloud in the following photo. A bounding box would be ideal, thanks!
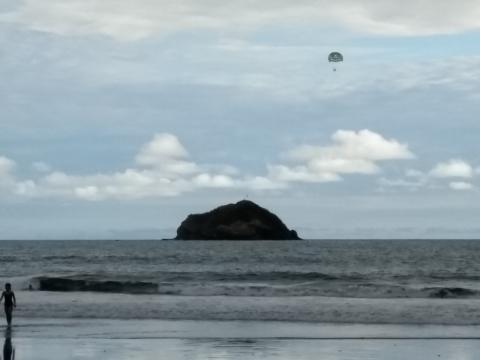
[3,1,480,41]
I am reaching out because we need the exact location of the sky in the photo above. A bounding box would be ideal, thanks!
[1,0,480,239]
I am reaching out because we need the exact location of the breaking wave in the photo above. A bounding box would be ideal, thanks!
[24,275,480,299]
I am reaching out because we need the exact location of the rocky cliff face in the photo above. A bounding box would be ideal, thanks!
[175,200,301,240]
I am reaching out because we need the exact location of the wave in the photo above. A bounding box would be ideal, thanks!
[12,292,480,324]
[28,270,480,283]
[427,287,477,298]
[33,271,342,283]
[0,256,23,263]
[34,277,158,294]
[29,273,339,295]
[26,275,480,299]
[188,271,341,282]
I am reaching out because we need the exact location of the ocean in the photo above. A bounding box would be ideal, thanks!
[1,240,480,324]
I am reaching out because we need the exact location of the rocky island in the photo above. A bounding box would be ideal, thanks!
[174,200,301,240]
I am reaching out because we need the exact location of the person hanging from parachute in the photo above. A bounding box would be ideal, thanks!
[328,52,343,72]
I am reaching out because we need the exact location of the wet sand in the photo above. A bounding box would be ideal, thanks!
[3,319,480,359]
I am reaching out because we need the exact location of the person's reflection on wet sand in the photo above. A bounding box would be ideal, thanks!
[3,328,15,360]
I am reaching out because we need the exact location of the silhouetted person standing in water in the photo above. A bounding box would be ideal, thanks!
[0,284,16,327]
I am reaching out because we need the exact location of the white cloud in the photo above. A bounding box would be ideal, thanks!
[240,176,288,191]
[0,156,15,178]
[0,156,16,188]
[405,169,425,178]
[430,159,473,178]
[0,156,16,191]
[136,133,189,166]
[380,161,478,193]
[0,129,415,200]
[135,133,198,176]
[269,129,413,183]
[377,177,426,191]
[4,134,238,201]
[14,180,36,196]
[0,156,17,197]
[3,132,478,200]
[267,164,341,183]
[292,129,414,162]
[74,186,100,201]
[32,161,51,173]
[191,173,235,188]
[3,1,480,41]
[449,181,474,191]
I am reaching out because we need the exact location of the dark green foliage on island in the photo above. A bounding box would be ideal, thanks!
[174,200,301,240]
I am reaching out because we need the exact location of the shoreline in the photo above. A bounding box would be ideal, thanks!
[3,319,480,360]
[5,318,480,339]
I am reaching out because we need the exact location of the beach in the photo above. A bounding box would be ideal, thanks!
[3,240,480,359]
[4,319,480,360]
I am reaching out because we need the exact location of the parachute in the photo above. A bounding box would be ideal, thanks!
[328,52,343,71]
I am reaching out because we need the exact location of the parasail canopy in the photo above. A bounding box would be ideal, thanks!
[328,52,343,63]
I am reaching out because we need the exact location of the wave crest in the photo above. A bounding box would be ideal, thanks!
[35,277,158,294]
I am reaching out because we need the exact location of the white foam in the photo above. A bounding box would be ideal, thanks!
[11,291,480,325]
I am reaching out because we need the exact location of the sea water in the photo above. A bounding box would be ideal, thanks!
[1,240,480,324]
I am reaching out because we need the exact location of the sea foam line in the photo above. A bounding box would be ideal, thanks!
[11,291,480,325]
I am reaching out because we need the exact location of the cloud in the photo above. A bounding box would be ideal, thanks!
[379,160,478,192]
[0,156,19,197]
[449,181,474,191]
[268,129,414,183]
[0,156,17,192]
[5,132,285,200]
[3,1,480,41]
[0,129,415,200]
[405,169,425,178]
[191,51,480,103]
[240,176,288,191]
[0,156,15,178]
[12,133,241,201]
[135,133,198,176]
[430,159,473,178]
[267,165,341,183]
[5,8,480,107]
[32,161,51,173]
[377,177,426,191]
[376,168,431,192]
[2,132,477,200]
[7,133,288,200]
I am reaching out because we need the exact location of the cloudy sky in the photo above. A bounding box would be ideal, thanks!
[1,0,480,239]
